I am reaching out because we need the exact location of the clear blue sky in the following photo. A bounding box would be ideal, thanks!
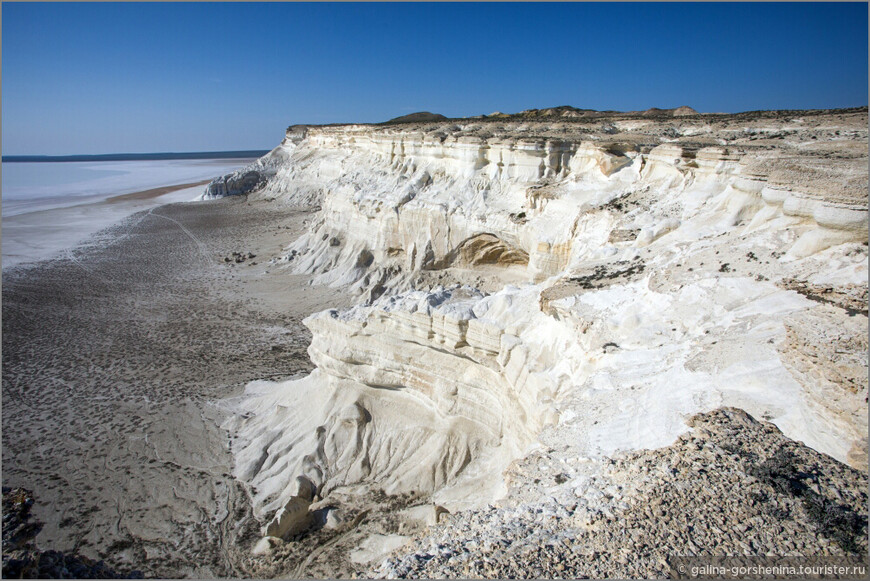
[3,2,867,155]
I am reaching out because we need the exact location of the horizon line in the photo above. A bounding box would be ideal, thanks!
[3,149,272,163]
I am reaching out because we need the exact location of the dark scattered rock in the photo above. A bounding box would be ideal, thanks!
[225,251,257,264]
[751,446,868,554]
[2,487,41,551]
[539,258,647,313]
[2,487,144,579]
[601,189,646,214]
[778,277,868,316]
[356,249,375,269]
[203,169,267,199]
[509,211,527,224]
[567,259,646,290]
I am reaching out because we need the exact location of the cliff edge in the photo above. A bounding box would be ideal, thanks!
[206,107,868,577]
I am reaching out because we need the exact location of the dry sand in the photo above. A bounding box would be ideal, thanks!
[2,196,351,577]
[104,180,211,204]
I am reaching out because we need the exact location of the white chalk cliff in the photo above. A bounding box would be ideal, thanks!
[213,109,868,544]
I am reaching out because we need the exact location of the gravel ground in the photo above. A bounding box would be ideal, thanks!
[372,408,868,579]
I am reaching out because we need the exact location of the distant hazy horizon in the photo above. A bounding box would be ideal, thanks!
[3,150,271,162]
[3,2,867,156]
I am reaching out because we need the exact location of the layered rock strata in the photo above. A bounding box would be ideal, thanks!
[210,114,865,298]
[212,108,868,564]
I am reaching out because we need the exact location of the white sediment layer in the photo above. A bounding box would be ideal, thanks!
[216,113,868,544]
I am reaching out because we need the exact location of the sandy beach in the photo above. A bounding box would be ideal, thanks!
[103,179,211,203]
[2,195,351,577]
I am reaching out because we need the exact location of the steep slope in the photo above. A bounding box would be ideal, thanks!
[208,108,868,567]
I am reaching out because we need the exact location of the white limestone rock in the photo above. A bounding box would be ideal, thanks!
[263,496,313,539]
[219,110,867,544]
[251,536,284,556]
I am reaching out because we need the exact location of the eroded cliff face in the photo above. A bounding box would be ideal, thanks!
[226,286,577,520]
[220,114,867,294]
[199,125,310,200]
[213,109,868,552]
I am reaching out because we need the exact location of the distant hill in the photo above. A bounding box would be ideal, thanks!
[482,105,690,121]
[514,105,611,119]
[386,111,448,124]
[635,106,700,118]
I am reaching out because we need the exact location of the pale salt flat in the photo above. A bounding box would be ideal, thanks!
[2,159,255,212]
[2,159,257,268]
